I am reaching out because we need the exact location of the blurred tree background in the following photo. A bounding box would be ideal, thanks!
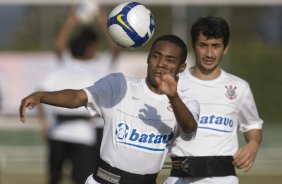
[0,4,281,122]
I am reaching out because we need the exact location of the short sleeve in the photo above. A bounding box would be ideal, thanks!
[238,83,263,132]
[83,73,127,117]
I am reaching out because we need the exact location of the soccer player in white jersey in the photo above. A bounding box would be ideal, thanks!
[19,35,199,184]
[38,4,120,184]
[164,16,263,184]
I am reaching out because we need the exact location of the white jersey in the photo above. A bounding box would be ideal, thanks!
[169,69,263,157]
[84,73,199,174]
[41,53,113,145]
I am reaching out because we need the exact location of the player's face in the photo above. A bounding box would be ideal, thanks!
[147,40,186,88]
[193,33,228,73]
[84,42,99,59]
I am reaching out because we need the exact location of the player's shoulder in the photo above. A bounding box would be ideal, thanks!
[126,75,142,84]
[102,72,125,83]
[222,70,250,88]
[102,72,142,87]
[104,72,137,81]
[178,70,191,86]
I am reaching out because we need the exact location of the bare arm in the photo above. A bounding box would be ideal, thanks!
[53,9,78,59]
[19,89,87,123]
[54,6,120,61]
[157,73,197,134]
[233,129,262,172]
[95,7,121,61]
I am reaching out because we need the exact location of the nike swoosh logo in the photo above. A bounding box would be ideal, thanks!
[132,96,140,100]
[180,89,190,93]
[117,14,133,31]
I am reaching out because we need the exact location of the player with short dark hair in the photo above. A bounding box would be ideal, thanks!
[38,3,120,184]
[69,27,100,59]
[20,35,199,184]
[150,35,188,63]
[190,16,230,48]
[164,16,263,184]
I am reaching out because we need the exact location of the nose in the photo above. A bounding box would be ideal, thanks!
[156,56,167,68]
[205,46,213,57]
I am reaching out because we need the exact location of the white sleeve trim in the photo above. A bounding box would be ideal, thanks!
[83,88,101,117]
[239,122,263,133]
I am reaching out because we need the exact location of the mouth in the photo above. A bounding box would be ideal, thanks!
[153,69,164,77]
[203,58,215,65]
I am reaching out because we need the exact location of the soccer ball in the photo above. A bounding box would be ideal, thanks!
[107,1,155,48]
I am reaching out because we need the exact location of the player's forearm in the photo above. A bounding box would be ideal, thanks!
[54,10,78,58]
[244,129,262,148]
[36,89,86,108]
[97,9,121,60]
[168,94,197,133]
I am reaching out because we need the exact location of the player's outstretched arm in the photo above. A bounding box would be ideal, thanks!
[233,129,262,173]
[53,8,78,59]
[19,89,87,123]
[95,8,121,60]
[157,73,198,134]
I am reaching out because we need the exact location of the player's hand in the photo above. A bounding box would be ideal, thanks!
[156,68,179,98]
[73,0,100,25]
[19,93,41,123]
[233,141,260,173]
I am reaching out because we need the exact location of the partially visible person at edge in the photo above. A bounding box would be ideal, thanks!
[0,77,2,112]
[164,16,263,184]
[20,35,199,184]
[37,2,120,184]
[53,0,119,62]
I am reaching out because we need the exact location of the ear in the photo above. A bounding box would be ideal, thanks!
[179,63,187,73]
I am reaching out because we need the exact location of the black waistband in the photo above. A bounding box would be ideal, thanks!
[55,114,90,124]
[93,158,158,184]
[169,156,236,177]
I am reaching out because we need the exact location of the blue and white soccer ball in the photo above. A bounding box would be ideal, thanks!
[107,1,155,48]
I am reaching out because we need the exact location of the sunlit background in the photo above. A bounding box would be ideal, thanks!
[0,0,281,183]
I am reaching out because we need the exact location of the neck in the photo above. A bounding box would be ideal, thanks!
[145,78,162,94]
[190,66,221,80]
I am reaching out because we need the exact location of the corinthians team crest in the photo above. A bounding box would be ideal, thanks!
[114,122,174,152]
[225,82,237,100]
[116,123,129,140]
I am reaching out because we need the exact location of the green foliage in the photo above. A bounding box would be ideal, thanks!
[228,39,282,122]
